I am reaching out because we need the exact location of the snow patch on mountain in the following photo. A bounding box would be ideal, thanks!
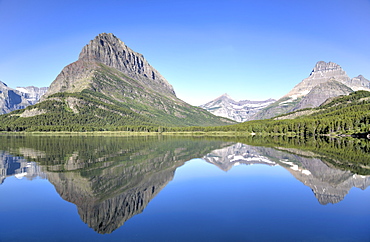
[200,93,275,122]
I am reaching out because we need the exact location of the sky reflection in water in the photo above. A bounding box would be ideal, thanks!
[0,136,369,242]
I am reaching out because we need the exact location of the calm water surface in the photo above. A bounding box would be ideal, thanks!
[0,135,369,241]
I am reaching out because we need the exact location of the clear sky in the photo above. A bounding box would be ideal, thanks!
[0,0,369,105]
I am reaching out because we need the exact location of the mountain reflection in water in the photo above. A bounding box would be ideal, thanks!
[0,135,369,234]
[204,143,370,205]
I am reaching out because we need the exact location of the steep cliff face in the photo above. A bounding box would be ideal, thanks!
[44,33,175,99]
[254,61,370,119]
[79,33,175,96]
[200,94,275,122]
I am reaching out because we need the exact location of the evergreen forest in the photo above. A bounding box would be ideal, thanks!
[0,90,370,137]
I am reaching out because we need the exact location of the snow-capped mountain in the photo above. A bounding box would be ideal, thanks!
[199,94,275,122]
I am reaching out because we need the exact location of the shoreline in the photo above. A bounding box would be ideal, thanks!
[0,130,367,138]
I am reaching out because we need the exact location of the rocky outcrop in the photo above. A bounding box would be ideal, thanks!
[200,94,275,122]
[254,61,370,119]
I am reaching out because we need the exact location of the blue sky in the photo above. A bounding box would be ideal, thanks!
[0,0,369,105]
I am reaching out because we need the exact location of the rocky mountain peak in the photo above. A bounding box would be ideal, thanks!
[220,93,232,99]
[284,61,350,98]
[78,33,175,96]
[310,61,345,75]
[78,33,126,61]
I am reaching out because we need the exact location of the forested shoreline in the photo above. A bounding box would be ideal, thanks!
[0,91,370,136]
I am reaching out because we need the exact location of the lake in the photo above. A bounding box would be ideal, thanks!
[0,135,369,241]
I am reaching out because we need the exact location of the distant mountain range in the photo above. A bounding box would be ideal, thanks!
[1,34,369,125]
[0,82,47,114]
[200,94,275,122]
[200,61,370,122]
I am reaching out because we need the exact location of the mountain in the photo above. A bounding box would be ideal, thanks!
[16,86,48,105]
[43,33,175,99]
[0,33,233,131]
[254,61,370,120]
[0,81,47,114]
[200,93,275,122]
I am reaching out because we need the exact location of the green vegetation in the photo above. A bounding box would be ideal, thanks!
[0,65,233,131]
